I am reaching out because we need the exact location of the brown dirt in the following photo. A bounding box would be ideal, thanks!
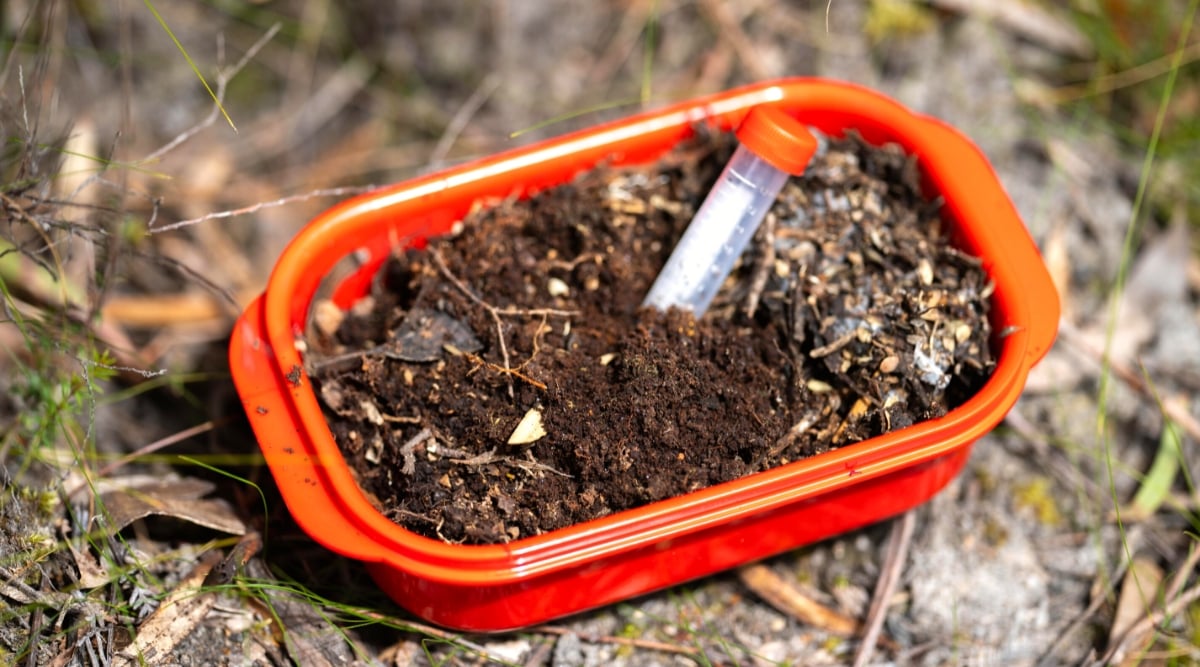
[308,130,994,545]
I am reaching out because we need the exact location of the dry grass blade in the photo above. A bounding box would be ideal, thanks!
[142,22,281,164]
[1036,558,1133,667]
[1163,542,1200,603]
[241,560,357,666]
[90,420,218,480]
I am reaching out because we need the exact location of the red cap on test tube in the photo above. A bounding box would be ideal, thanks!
[736,105,819,176]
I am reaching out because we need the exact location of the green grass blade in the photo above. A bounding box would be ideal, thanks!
[509,97,640,139]
[641,0,658,105]
[1098,0,1197,510]
[178,455,268,543]
[1128,419,1183,519]
[142,0,236,132]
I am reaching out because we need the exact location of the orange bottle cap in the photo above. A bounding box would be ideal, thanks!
[735,105,818,176]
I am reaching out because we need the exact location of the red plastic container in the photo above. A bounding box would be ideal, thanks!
[230,79,1058,631]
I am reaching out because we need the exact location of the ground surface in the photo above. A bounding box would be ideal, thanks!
[2,2,1199,666]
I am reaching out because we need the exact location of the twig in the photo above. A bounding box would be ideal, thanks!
[398,428,432,476]
[1163,542,1200,603]
[342,607,501,660]
[1036,559,1132,667]
[522,636,555,667]
[532,625,703,660]
[148,186,378,234]
[90,420,217,481]
[742,211,777,319]
[143,23,282,164]
[429,73,501,168]
[925,0,1092,57]
[446,448,500,467]
[809,330,856,359]
[25,582,44,667]
[509,451,573,478]
[429,247,575,399]
[453,348,548,390]
[585,0,657,85]
[852,510,915,667]
[431,246,515,397]
[756,414,817,469]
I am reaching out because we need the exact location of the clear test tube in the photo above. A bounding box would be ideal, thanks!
[642,105,819,315]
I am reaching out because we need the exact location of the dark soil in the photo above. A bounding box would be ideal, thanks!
[308,130,994,545]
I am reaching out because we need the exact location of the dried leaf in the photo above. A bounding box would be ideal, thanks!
[311,299,346,338]
[1041,222,1071,318]
[1107,556,1163,666]
[100,478,246,535]
[387,307,483,362]
[67,542,112,589]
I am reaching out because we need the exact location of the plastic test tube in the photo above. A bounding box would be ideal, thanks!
[642,105,820,316]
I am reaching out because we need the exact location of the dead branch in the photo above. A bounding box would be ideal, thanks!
[697,0,774,79]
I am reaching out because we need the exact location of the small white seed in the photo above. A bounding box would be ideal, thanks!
[547,277,570,297]
[918,259,934,286]
[806,379,833,394]
[955,322,972,344]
